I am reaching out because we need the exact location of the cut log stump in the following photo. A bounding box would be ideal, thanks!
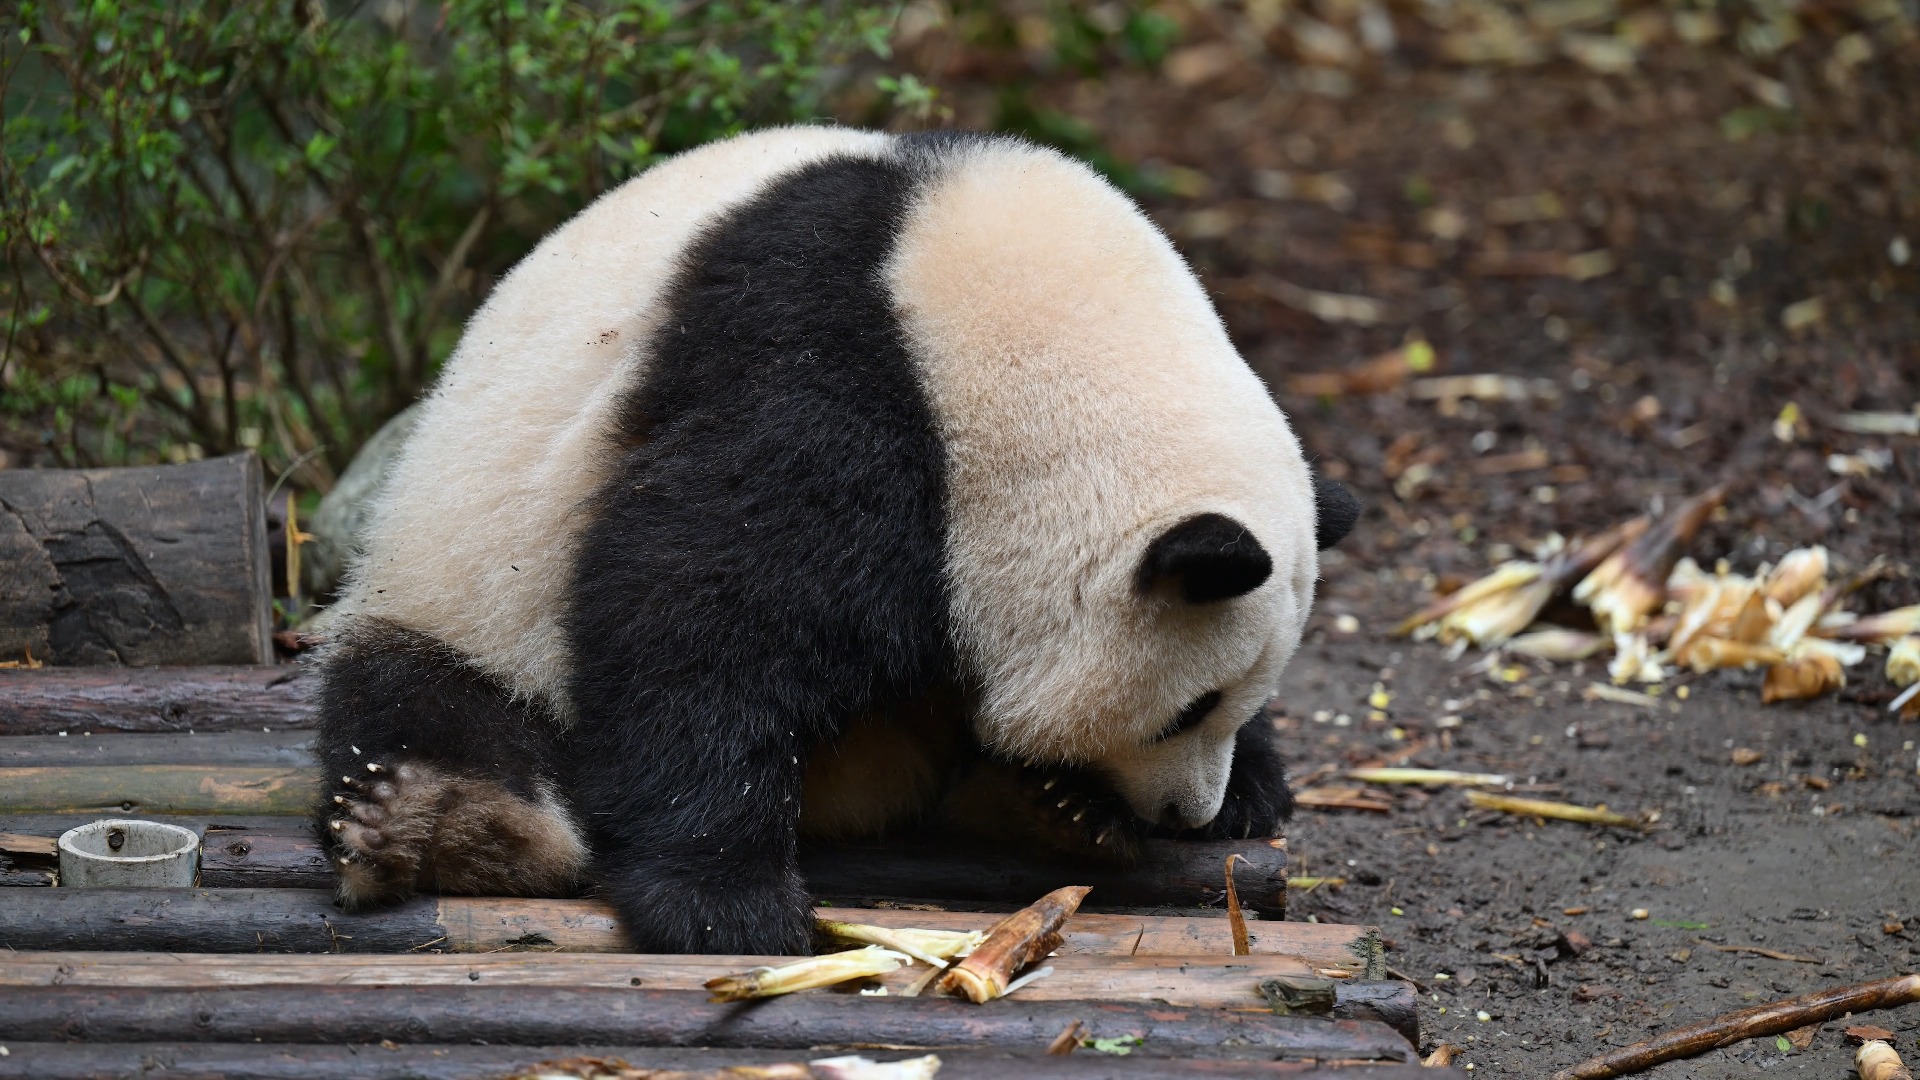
[0,454,274,667]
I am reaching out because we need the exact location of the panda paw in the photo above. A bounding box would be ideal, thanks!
[321,760,445,908]
[1029,767,1146,866]
[1192,720,1294,841]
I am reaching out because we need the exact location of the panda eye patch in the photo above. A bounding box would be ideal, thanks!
[1151,690,1222,743]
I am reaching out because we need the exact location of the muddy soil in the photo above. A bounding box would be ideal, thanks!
[908,4,1920,1074]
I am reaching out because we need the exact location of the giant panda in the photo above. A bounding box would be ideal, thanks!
[313,126,1359,957]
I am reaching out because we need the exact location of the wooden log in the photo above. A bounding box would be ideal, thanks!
[3,811,1290,916]
[0,889,1381,975]
[0,765,315,815]
[0,951,1362,1013]
[0,454,273,667]
[0,665,315,735]
[0,731,314,767]
[0,1042,1441,1080]
[0,985,1417,1061]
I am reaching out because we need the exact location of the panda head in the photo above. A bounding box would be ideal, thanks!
[888,135,1360,830]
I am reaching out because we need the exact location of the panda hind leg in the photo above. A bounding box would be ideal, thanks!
[314,619,588,908]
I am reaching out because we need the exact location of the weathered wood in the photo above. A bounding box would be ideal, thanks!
[0,765,315,815]
[0,665,315,735]
[0,984,1416,1061]
[0,888,1381,975]
[0,454,273,667]
[0,951,1338,1012]
[0,731,313,766]
[0,1043,1442,1080]
[185,819,1287,916]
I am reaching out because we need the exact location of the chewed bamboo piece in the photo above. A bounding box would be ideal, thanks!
[1762,651,1845,703]
[1393,518,1645,646]
[1575,486,1726,635]
[704,946,909,1003]
[1886,637,1920,718]
[1826,605,1920,644]
[816,920,982,968]
[1466,790,1649,830]
[937,885,1090,1004]
[1859,1040,1915,1080]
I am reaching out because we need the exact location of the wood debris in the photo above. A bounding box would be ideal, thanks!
[1552,973,1920,1079]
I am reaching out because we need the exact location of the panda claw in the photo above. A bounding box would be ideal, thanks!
[1071,809,1085,822]
[1055,798,1071,810]
[366,762,385,774]
[1042,777,1059,791]
[1094,829,1111,845]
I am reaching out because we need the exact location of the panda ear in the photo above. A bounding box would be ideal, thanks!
[1138,513,1272,604]
[1314,475,1360,550]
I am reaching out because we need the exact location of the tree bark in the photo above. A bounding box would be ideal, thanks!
[0,454,273,667]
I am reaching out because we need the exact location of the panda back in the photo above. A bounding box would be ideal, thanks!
[334,127,893,707]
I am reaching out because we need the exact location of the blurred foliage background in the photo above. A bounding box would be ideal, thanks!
[3,0,1915,506]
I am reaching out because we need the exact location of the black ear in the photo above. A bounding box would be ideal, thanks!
[1313,476,1360,550]
[1138,513,1272,604]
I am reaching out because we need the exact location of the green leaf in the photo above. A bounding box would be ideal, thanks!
[1085,1036,1144,1055]
[1774,1036,1792,1053]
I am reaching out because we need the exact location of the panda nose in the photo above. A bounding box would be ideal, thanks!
[1158,803,1187,829]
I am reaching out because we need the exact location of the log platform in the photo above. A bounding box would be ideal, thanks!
[0,664,1433,1077]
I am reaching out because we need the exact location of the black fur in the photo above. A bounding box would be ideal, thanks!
[311,619,560,851]
[1313,476,1361,550]
[1137,512,1273,603]
[558,151,954,954]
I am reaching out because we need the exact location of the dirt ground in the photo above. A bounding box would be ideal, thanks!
[906,3,1920,1074]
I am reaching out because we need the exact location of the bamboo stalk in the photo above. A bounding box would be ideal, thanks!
[1552,974,1920,1079]
[1465,791,1649,830]
[938,886,1091,1004]
[1348,768,1509,788]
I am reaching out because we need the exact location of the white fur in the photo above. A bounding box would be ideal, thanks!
[887,140,1317,827]
[332,127,893,706]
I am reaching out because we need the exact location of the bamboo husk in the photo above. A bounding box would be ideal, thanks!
[815,921,981,969]
[1394,517,1645,644]
[1575,487,1726,635]
[1860,1040,1916,1080]
[704,947,909,1003]
[1762,651,1845,703]
[1763,547,1829,608]
[1423,1044,1460,1067]
[1466,791,1647,829]
[936,886,1090,1004]
[1769,592,1827,652]
[1679,638,1784,673]
[1507,629,1608,660]
[1890,638,1920,687]
[1553,974,1920,1079]
[1826,606,1920,644]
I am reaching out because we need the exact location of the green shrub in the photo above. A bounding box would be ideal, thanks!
[1,0,907,484]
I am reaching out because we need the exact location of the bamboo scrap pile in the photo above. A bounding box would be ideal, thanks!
[1396,486,1920,713]
[0,666,1428,1079]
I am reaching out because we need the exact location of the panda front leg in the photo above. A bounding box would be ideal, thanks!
[561,714,819,955]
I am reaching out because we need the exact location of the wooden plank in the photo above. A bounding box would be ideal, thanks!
[0,731,314,766]
[0,454,273,667]
[4,813,1290,917]
[0,888,1380,975]
[0,951,1304,1007]
[0,765,315,815]
[0,1043,1443,1079]
[0,951,1418,1043]
[0,984,1416,1061]
[0,665,315,735]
